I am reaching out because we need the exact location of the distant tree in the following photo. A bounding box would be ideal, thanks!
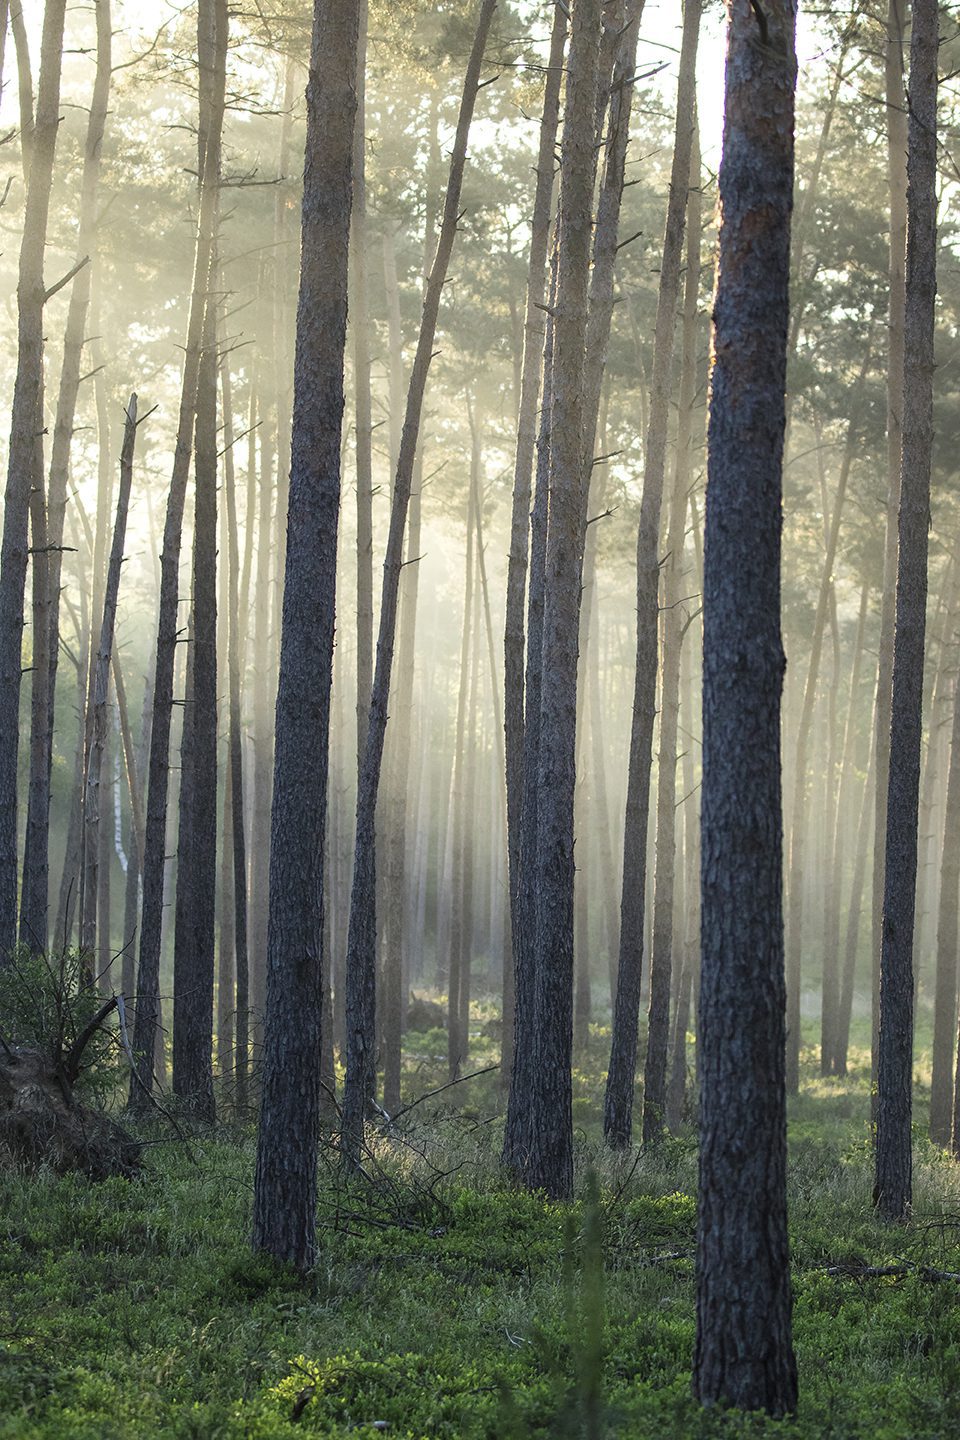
[251,0,362,1271]
[693,0,798,1416]
[339,0,497,1169]
[875,0,938,1222]
[604,0,701,1151]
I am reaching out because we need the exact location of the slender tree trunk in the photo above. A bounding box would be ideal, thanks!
[872,0,909,1096]
[172,289,219,1121]
[693,0,798,1416]
[81,398,138,963]
[0,0,67,957]
[353,0,373,765]
[930,666,960,1145]
[835,752,874,1075]
[502,1,567,1088]
[220,352,249,1111]
[29,0,113,954]
[875,0,937,1221]
[823,582,868,1073]
[604,0,701,1148]
[447,489,475,1082]
[340,0,496,1166]
[129,0,226,1104]
[784,361,870,1090]
[251,0,360,1271]
[642,95,702,1146]
[522,0,602,1201]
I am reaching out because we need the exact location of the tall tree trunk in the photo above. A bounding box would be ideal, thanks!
[0,0,67,957]
[872,0,909,1096]
[352,0,373,765]
[221,351,249,1111]
[340,0,496,1166]
[641,92,702,1147]
[822,582,868,1073]
[28,0,113,955]
[446,487,475,1082]
[251,0,360,1271]
[835,752,874,1075]
[129,0,226,1105]
[875,0,937,1221]
[521,0,602,1201]
[604,0,701,1148]
[693,0,798,1416]
[502,0,567,1088]
[172,290,219,1122]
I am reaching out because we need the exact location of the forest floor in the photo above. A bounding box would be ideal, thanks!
[1,1016,959,1439]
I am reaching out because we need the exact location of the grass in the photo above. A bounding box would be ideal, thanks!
[1,1015,960,1437]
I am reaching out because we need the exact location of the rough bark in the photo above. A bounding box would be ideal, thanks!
[339,0,496,1167]
[171,288,218,1123]
[693,0,798,1416]
[251,0,360,1271]
[502,1,567,1089]
[521,0,602,1201]
[875,0,937,1222]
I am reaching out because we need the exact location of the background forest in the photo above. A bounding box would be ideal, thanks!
[3,0,960,1435]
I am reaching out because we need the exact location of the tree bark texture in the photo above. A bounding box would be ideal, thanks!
[502,1,567,1091]
[693,0,798,1417]
[251,0,360,1271]
[875,0,937,1223]
[522,0,602,1201]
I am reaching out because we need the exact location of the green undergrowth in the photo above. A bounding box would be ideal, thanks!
[2,1030,960,1437]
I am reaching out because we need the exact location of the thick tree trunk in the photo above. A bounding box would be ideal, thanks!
[604,0,700,1149]
[340,0,496,1167]
[0,0,67,957]
[693,0,798,1416]
[251,0,360,1271]
[875,0,937,1222]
